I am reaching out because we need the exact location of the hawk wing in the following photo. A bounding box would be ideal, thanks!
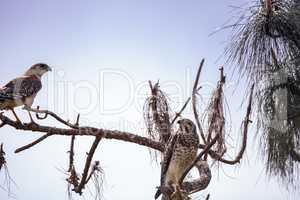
[0,76,42,102]
[154,134,178,199]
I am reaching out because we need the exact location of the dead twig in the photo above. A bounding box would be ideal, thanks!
[68,114,79,172]
[208,84,254,164]
[24,106,79,129]
[171,97,191,125]
[144,81,172,144]
[203,67,226,160]
[179,133,220,185]
[0,143,18,198]
[67,166,80,196]
[14,133,53,153]
[192,59,206,144]
[68,135,76,172]
[182,160,211,194]
[205,194,210,200]
[74,137,102,195]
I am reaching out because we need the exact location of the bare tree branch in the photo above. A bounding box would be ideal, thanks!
[0,63,256,199]
[0,113,164,152]
[24,106,79,129]
[192,59,206,144]
[145,80,172,144]
[206,67,226,146]
[183,160,211,194]
[14,133,53,153]
[205,194,210,200]
[171,97,191,125]
[208,84,254,164]
[74,137,101,195]
[68,135,76,172]
[67,114,79,172]
[180,133,220,185]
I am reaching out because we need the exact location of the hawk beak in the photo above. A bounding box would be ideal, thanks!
[48,66,52,72]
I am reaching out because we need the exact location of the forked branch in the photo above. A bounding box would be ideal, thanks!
[208,84,254,164]
[73,137,102,195]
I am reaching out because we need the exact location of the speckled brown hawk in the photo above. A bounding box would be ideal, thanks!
[0,63,52,123]
[155,118,199,200]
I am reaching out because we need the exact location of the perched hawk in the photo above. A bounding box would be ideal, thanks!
[155,118,199,200]
[0,63,52,123]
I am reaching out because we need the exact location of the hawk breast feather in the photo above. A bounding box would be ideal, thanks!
[0,76,42,103]
[155,131,199,199]
[155,134,178,199]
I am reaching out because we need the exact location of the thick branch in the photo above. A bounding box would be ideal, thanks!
[0,114,164,152]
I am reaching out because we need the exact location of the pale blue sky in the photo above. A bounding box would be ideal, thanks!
[0,0,298,200]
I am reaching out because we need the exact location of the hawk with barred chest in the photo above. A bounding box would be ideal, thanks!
[155,118,199,200]
[0,63,52,123]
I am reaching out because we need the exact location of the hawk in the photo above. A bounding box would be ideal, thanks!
[155,118,199,200]
[0,63,52,123]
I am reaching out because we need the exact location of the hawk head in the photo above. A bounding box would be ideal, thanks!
[25,63,52,77]
[178,118,197,135]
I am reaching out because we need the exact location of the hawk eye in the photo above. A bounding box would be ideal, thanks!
[41,64,47,69]
[186,121,192,127]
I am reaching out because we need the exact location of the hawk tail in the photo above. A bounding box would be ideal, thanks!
[0,87,18,102]
[0,90,13,110]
